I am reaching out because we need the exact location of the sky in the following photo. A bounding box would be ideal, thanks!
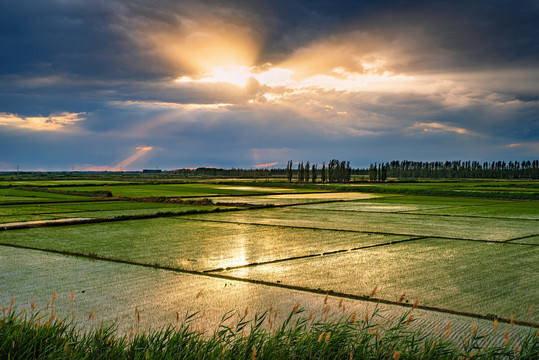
[1,0,538,171]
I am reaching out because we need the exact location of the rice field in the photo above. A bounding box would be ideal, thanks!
[1,180,538,349]
[43,184,321,198]
[184,206,538,241]
[0,201,225,224]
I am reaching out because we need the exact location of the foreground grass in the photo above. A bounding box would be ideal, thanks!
[1,306,538,359]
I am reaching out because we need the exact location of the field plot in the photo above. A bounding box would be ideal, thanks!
[0,201,221,224]
[296,201,446,213]
[185,207,538,241]
[298,196,539,219]
[0,246,532,345]
[45,184,319,198]
[0,218,411,271]
[206,192,379,206]
[0,188,91,203]
[408,201,539,219]
[221,238,539,322]
[364,181,539,193]
[0,180,130,186]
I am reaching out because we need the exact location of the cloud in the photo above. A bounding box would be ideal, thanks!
[253,162,279,168]
[0,112,85,131]
[409,122,472,135]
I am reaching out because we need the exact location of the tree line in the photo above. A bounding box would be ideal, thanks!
[286,159,352,183]
[368,160,539,181]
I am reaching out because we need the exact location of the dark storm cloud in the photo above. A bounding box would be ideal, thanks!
[1,0,538,170]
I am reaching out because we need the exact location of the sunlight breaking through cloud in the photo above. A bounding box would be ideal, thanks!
[0,112,85,131]
[114,146,155,170]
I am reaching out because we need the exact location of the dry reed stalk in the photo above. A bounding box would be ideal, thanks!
[196,290,203,298]
[338,299,343,309]
[370,286,378,297]
[324,294,328,305]
[393,351,402,360]
[397,292,406,303]
[292,302,300,313]
[308,311,313,321]
[52,291,57,304]
[471,323,477,337]
[405,314,414,325]
[252,347,257,360]
[510,314,514,327]
[503,329,510,346]
[364,311,369,323]
[413,298,420,309]
[434,324,440,335]
[325,332,331,342]
[528,304,534,315]
[88,310,95,320]
[318,332,324,342]
[31,301,36,311]
[444,322,451,339]
[244,306,249,316]
[350,311,357,324]
[513,342,519,355]
[493,318,498,331]
[70,290,75,304]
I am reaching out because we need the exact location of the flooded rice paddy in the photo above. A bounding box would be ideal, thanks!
[1,183,538,343]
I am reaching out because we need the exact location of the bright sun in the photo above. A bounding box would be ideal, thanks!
[176,65,252,86]
[176,65,294,88]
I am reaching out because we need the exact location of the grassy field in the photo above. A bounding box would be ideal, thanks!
[44,184,321,197]
[1,178,538,354]
[0,188,92,203]
[184,206,538,241]
[0,201,226,224]
[0,218,411,271]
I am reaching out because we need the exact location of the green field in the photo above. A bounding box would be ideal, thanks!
[44,184,321,198]
[0,218,411,271]
[1,179,538,341]
[0,201,225,224]
[184,206,538,241]
[222,238,538,321]
[0,188,92,203]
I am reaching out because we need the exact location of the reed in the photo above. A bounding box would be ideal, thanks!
[1,304,538,359]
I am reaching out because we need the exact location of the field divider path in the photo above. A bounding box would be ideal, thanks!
[202,236,426,273]
[1,241,537,328]
[181,217,539,245]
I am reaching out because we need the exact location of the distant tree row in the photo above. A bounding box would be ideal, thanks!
[368,160,539,180]
[286,160,352,183]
